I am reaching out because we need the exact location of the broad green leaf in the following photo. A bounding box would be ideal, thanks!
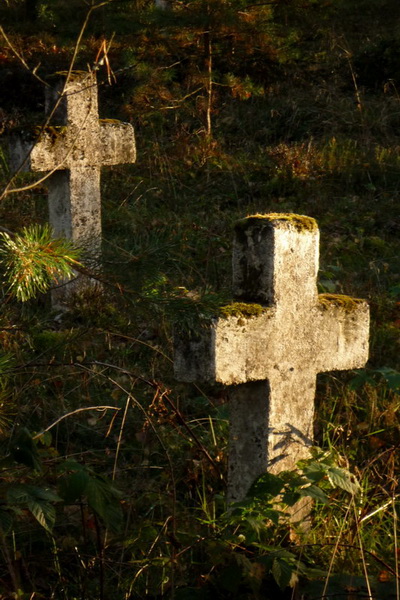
[57,459,85,473]
[244,516,268,536]
[262,507,283,525]
[281,489,301,507]
[249,472,285,499]
[6,484,61,531]
[85,477,123,533]
[6,486,31,504]
[271,557,298,590]
[26,498,56,532]
[298,484,328,503]
[349,369,373,390]
[327,467,360,495]
[301,460,328,483]
[376,367,400,392]
[280,471,309,488]
[6,484,61,506]
[234,552,253,574]
[26,486,61,502]
[59,469,90,503]
[11,428,41,472]
[389,283,400,298]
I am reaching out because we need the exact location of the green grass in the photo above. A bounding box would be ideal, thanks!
[0,1,400,597]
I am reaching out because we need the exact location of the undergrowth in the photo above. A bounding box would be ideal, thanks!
[0,0,400,598]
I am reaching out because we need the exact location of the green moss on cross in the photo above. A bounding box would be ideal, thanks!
[318,293,367,312]
[218,302,268,319]
[235,213,318,233]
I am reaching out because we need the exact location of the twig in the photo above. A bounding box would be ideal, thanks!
[32,405,120,439]
[163,392,224,481]
[0,225,14,235]
[0,1,108,202]
[303,542,400,581]
[0,26,49,88]
[393,497,399,597]
[0,531,20,594]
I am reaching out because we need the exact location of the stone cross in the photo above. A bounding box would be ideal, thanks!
[10,71,136,302]
[174,213,369,509]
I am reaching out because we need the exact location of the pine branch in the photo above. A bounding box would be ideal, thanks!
[0,224,81,302]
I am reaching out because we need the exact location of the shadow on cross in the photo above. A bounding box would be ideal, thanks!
[268,423,313,470]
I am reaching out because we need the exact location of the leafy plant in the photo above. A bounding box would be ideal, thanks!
[58,460,123,533]
[0,0,400,597]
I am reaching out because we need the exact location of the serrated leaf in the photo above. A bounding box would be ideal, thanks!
[6,485,61,532]
[327,467,360,495]
[271,557,298,590]
[298,485,328,503]
[6,486,31,504]
[263,507,283,525]
[86,477,123,533]
[281,489,301,507]
[244,516,266,536]
[376,368,400,392]
[234,552,253,573]
[26,486,62,502]
[26,498,56,532]
[301,460,327,483]
[249,472,285,499]
[281,471,308,487]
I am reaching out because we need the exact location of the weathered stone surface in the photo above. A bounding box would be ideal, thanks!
[12,122,135,172]
[9,71,136,303]
[174,214,370,508]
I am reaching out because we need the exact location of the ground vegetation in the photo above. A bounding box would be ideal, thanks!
[0,0,399,598]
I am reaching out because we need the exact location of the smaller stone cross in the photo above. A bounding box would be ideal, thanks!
[10,71,136,303]
[174,214,369,511]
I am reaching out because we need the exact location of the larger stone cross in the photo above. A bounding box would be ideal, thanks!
[10,71,136,302]
[174,213,369,506]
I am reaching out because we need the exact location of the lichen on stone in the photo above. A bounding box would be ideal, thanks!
[219,302,267,319]
[318,293,366,312]
[37,125,67,143]
[235,213,318,233]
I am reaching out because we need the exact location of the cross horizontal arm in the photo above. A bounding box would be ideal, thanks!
[10,121,135,172]
[174,293,369,386]
[314,294,369,372]
[98,121,136,166]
